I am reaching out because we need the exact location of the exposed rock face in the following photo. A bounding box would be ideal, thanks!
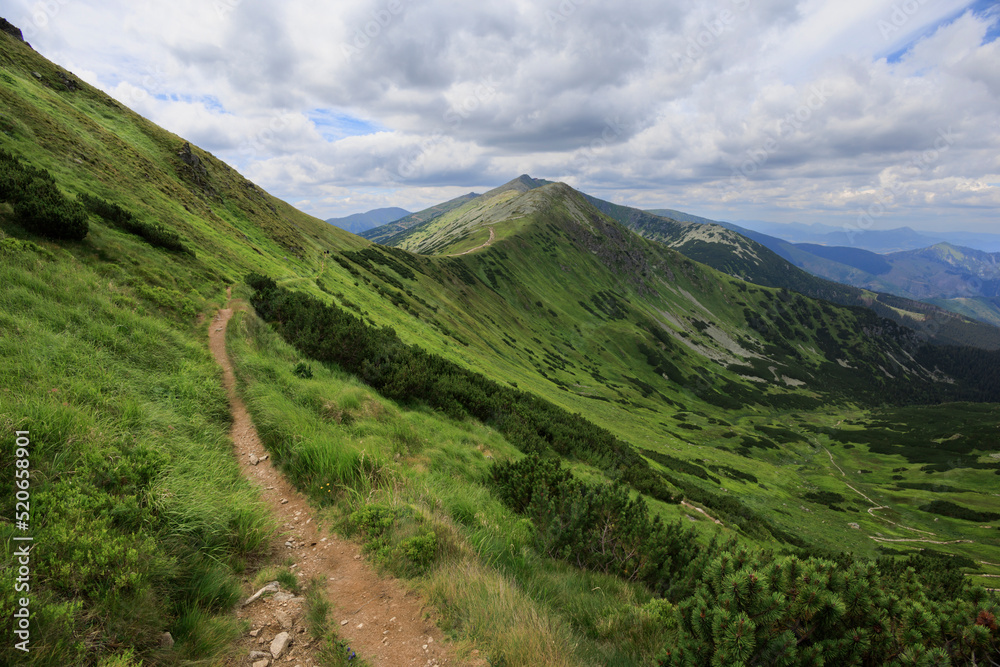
[1,18,25,42]
[176,142,217,198]
[178,142,206,173]
[57,71,78,91]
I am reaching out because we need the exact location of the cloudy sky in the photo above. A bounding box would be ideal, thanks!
[8,0,1000,232]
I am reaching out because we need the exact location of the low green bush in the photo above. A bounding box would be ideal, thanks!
[919,500,1000,523]
[490,454,712,599]
[78,192,191,254]
[663,548,999,666]
[1,148,88,240]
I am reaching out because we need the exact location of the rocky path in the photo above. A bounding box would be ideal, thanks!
[210,297,473,667]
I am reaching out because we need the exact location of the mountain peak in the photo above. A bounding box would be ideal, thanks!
[481,174,551,199]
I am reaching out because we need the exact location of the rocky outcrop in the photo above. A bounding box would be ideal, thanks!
[1,18,25,42]
[176,142,218,198]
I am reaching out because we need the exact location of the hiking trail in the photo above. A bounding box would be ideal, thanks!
[451,227,495,256]
[822,447,975,546]
[210,293,482,667]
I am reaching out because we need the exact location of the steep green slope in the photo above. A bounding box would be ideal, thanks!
[0,36,369,273]
[385,174,552,254]
[624,204,1000,349]
[0,29,350,665]
[360,192,479,244]
[377,180,953,404]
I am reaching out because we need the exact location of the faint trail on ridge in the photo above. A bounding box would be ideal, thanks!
[451,227,495,256]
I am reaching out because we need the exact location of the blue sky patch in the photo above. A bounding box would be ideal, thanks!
[884,1,1000,63]
[307,109,381,141]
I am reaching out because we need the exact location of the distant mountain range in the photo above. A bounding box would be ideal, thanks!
[719,219,1000,254]
[325,207,411,234]
[646,214,1000,328]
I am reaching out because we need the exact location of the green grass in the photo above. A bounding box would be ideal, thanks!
[0,236,271,665]
[225,303,689,664]
[303,576,375,667]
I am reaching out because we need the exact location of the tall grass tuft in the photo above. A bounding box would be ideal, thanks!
[0,241,271,665]
[427,561,582,667]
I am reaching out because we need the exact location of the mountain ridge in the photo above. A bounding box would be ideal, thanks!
[692,217,1000,327]
[383,176,1000,349]
[326,206,411,234]
[362,175,1000,406]
[360,191,480,243]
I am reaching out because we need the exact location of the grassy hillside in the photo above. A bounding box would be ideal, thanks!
[2,26,998,666]
[624,207,1000,349]
[927,296,1000,328]
[360,192,480,244]
[343,177,1000,556]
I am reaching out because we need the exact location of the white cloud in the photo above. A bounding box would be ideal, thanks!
[5,0,999,231]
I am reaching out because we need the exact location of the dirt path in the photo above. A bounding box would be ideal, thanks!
[681,500,723,525]
[869,537,974,545]
[452,227,495,256]
[210,297,473,667]
[822,447,939,538]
